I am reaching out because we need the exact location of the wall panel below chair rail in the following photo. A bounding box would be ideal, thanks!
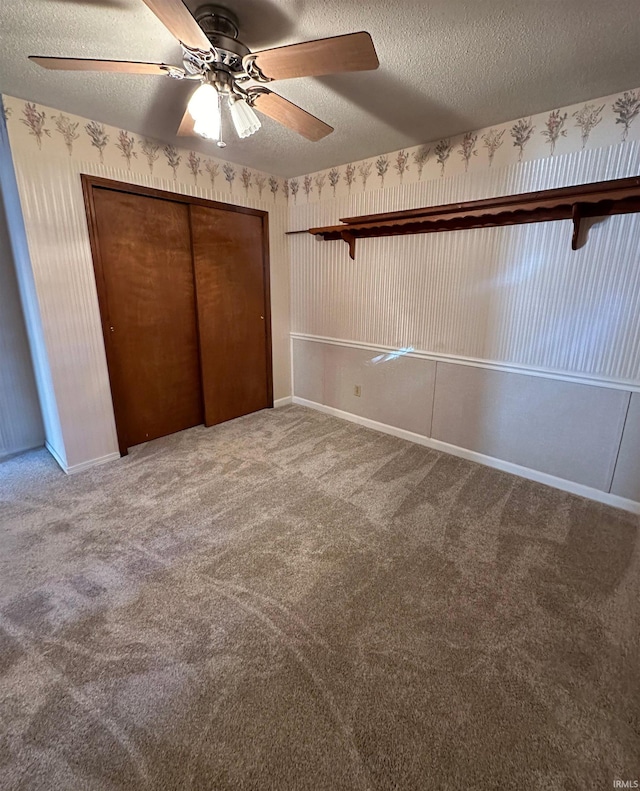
[293,338,436,436]
[291,337,640,511]
[610,393,640,502]
[430,362,628,491]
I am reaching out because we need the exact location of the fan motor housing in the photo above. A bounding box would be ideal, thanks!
[194,4,249,63]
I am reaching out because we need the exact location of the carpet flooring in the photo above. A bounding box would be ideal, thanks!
[0,405,638,790]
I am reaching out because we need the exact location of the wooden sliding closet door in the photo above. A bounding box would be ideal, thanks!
[91,188,203,450]
[190,205,272,426]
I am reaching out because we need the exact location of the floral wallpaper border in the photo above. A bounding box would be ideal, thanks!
[1,95,285,205]
[286,86,640,204]
[3,86,640,207]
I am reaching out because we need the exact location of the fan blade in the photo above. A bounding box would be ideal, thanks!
[252,31,378,81]
[29,56,182,76]
[252,91,332,142]
[177,107,195,136]
[140,0,211,51]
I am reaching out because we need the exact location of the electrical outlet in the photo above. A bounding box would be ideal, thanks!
[354,385,361,397]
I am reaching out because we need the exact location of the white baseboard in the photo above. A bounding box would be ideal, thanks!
[274,396,293,408]
[65,452,121,475]
[292,397,640,514]
[45,441,67,472]
[46,441,120,475]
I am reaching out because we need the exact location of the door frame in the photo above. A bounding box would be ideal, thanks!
[81,174,274,456]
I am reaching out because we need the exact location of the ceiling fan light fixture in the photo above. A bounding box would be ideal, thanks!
[30,3,380,145]
[189,82,221,141]
[229,97,261,139]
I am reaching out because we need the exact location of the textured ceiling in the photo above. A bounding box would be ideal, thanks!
[1,0,640,176]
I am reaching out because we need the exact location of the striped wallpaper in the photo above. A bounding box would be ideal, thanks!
[290,139,640,385]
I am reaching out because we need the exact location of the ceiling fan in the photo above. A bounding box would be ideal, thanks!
[29,0,380,146]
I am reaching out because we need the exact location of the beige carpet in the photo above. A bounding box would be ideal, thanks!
[0,405,638,790]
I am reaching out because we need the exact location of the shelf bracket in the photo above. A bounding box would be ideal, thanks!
[340,230,357,260]
[571,203,584,250]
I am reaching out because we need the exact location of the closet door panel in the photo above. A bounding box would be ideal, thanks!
[190,205,272,425]
[92,188,203,449]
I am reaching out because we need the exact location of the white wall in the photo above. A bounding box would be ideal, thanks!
[2,95,290,472]
[0,202,43,458]
[0,176,43,457]
[288,86,640,510]
[0,110,46,460]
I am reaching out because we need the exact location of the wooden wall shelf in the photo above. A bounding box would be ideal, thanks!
[307,175,640,259]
